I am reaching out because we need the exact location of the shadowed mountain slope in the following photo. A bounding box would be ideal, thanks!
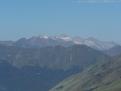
[0,44,109,70]
[0,44,109,91]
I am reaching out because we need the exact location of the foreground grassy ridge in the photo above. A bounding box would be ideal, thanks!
[50,55,121,91]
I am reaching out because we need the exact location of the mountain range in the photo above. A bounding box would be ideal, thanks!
[0,43,110,91]
[0,35,119,51]
[0,35,121,91]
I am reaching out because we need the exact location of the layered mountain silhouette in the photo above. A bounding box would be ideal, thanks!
[0,36,121,91]
[0,35,118,50]
[0,43,110,91]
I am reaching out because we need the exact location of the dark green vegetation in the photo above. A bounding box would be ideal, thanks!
[0,44,109,91]
[50,55,121,91]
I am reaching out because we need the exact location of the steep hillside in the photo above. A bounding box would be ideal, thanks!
[0,44,108,70]
[50,55,121,91]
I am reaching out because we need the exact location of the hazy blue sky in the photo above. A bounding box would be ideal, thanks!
[0,0,121,43]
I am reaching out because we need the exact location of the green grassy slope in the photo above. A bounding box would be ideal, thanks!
[50,55,121,91]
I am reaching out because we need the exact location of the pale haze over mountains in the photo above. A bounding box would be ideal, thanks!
[0,35,121,91]
[0,35,119,51]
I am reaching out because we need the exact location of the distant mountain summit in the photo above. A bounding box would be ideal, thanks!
[0,35,119,50]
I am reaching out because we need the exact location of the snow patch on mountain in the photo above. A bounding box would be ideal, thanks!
[0,35,119,50]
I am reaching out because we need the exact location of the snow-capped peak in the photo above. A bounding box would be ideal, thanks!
[14,35,119,50]
[54,34,72,41]
[72,37,118,50]
[38,35,49,39]
[42,36,49,39]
